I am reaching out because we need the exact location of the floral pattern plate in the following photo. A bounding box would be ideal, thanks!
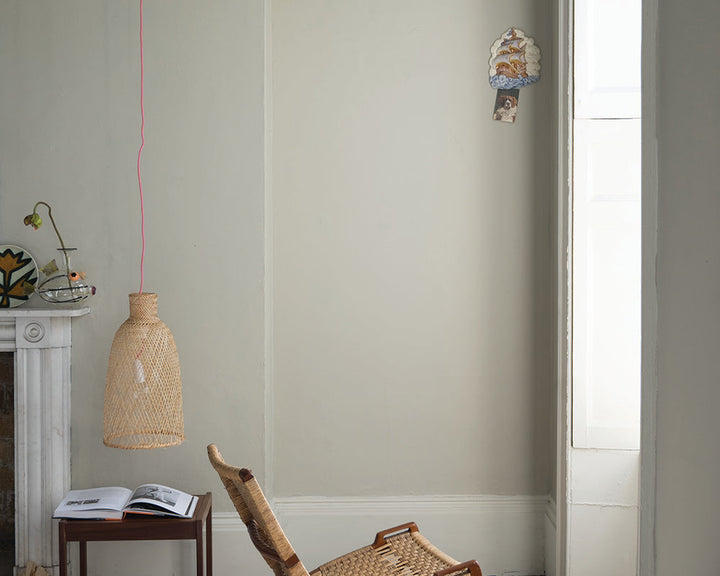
[0,245,38,308]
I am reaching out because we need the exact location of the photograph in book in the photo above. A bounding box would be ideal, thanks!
[53,483,198,520]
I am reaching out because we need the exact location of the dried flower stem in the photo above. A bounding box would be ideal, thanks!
[30,201,71,286]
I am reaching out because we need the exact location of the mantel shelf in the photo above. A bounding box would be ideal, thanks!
[0,306,90,318]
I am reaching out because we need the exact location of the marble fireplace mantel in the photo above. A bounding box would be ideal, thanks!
[0,307,90,576]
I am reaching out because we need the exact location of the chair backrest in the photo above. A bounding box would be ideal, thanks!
[207,444,310,576]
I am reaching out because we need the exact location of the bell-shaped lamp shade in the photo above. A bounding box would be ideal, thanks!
[104,292,184,449]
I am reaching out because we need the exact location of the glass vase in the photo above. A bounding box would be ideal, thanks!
[36,248,96,304]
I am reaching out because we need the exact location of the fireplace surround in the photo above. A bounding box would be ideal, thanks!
[0,307,89,576]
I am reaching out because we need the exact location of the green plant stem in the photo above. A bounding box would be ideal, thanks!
[33,201,72,288]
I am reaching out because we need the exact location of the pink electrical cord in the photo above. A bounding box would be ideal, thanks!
[134,0,147,367]
[137,0,146,295]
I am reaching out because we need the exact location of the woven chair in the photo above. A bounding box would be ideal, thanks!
[207,444,482,576]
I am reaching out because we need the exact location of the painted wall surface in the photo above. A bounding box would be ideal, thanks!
[272,0,553,498]
[0,0,267,494]
[651,0,720,573]
[0,1,554,574]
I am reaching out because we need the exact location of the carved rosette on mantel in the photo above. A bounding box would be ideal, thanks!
[0,307,89,576]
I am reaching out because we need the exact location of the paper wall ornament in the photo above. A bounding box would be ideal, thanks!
[493,89,520,123]
[489,28,541,122]
[489,28,541,88]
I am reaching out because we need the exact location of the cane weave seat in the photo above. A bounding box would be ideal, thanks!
[207,444,482,576]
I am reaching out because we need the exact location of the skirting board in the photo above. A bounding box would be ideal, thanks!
[272,494,551,576]
[65,495,553,576]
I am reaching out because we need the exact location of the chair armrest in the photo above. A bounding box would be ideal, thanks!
[371,522,419,548]
[433,560,482,576]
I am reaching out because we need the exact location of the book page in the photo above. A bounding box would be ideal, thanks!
[53,487,132,518]
[125,483,196,517]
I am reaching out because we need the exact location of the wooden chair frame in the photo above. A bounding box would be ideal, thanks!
[207,444,482,576]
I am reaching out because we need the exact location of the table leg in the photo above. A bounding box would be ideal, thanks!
[207,504,212,576]
[196,520,204,576]
[58,524,67,576]
[79,541,87,576]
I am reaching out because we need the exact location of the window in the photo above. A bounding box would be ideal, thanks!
[572,0,642,450]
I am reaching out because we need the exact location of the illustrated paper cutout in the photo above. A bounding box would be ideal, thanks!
[489,28,541,89]
[493,89,520,123]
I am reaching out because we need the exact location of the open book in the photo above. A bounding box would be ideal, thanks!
[53,483,198,520]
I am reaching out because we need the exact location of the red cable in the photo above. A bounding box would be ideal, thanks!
[137,0,146,295]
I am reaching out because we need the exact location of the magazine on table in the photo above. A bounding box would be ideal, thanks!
[53,483,198,520]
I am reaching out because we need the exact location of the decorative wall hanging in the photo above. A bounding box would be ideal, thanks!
[0,245,38,308]
[489,28,541,123]
[103,0,185,449]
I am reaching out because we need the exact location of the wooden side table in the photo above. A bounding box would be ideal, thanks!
[57,492,212,576]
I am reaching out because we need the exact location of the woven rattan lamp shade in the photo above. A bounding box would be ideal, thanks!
[103,292,184,449]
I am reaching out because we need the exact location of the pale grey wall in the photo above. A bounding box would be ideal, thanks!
[650,0,720,573]
[0,0,552,520]
[272,0,553,497]
[0,0,268,494]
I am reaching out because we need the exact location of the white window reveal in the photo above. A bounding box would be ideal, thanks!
[572,0,642,450]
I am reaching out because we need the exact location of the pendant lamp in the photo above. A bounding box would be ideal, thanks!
[103,0,184,449]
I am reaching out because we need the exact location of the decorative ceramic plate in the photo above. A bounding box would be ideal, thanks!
[0,245,39,308]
